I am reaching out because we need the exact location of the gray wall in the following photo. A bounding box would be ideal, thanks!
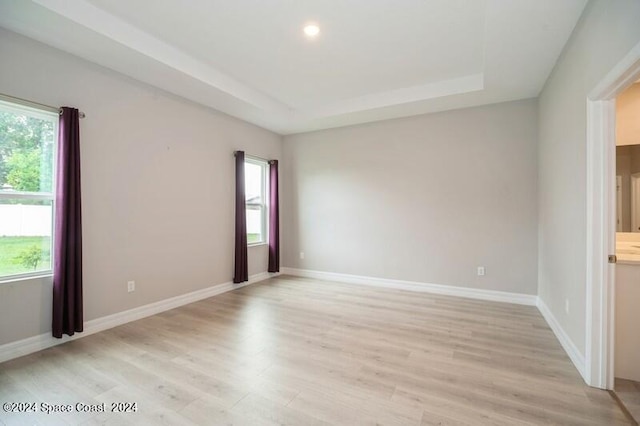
[537,0,640,355]
[0,29,282,345]
[282,99,538,295]
[5,0,639,360]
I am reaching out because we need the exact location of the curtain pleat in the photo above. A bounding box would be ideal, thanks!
[268,160,279,272]
[234,151,248,283]
[52,107,83,338]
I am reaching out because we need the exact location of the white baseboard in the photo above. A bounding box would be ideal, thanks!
[0,272,275,364]
[1,267,587,386]
[280,267,538,306]
[282,267,588,380]
[536,298,586,379]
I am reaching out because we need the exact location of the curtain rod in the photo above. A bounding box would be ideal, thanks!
[0,93,86,118]
[233,151,276,164]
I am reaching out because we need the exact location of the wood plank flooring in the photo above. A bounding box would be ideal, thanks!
[0,275,632,425]
[615,378,640,424]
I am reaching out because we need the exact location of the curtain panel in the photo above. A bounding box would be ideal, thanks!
[52,107,83,338]
[233,151,248,283]
[268,160,279,272]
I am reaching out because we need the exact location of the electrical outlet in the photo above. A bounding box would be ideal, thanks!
[300,251,305,260]
[477,266,485,276]
[565,299,570,314]
[127,281,135,293]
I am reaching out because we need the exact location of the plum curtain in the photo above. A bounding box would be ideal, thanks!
[234,151,248,283]
[52,107,83,338]
[268,160,279,272]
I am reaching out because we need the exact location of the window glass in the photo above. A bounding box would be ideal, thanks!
[245,161,263,204]
[244,158,267,245]
[0,199,53,276]
[0,101,57,281]
[246,207,262,244]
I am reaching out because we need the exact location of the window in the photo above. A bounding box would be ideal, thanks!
[245,157,267,245]
[0,100,57,281]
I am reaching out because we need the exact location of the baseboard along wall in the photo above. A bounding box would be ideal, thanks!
[281,267,587,382]
[1,266,587,386]
[536,297,586,379]
[0,272,274,364]
[280,267,538,305]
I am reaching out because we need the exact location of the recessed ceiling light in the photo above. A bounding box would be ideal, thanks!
[303,24,320,38]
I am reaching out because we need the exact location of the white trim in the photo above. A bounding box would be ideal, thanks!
[537,298,586,378]
[589,42,640,100]
[585,39,640,390]
[0,271,276,364]
[631,173,640,232]
[3,266,590,383]
[294,73,484,118]
[585,98,617,389]
[282,267,591,377]
[0,98,58,284]
[0,272,53,285]
[616,175,622,232]
[245,156,268,246]
[0,96,59,120]
[0,192,53,200]
[280,267,537,306]
[32,0,290,114]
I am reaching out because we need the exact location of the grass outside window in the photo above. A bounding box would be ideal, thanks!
[0,236,51,278]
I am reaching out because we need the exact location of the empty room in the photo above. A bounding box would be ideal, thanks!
[1,0,640,424]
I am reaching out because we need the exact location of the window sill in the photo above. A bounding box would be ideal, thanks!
[248,242,268,248]
[0,272,53,285]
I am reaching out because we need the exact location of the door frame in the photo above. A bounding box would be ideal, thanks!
[616,175,622,232]
[586,40,640,389]
[631,173,640,233]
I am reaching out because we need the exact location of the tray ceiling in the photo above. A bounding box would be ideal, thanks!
[0,0,587,134]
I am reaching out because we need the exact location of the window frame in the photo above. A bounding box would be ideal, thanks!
[0,99,58,283]
[244,156,268,247]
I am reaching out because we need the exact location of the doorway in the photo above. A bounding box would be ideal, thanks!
[617,176,623,232]
[632,173,640,232]
[586,39,640,392]
[612,82,640,423]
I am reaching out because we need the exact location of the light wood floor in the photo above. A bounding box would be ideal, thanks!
[0,275,632,425]
[615,378,640,424]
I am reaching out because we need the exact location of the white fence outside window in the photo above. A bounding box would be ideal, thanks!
[0,204,51,237]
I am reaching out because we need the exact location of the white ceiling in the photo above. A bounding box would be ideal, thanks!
[0,0,587,134]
